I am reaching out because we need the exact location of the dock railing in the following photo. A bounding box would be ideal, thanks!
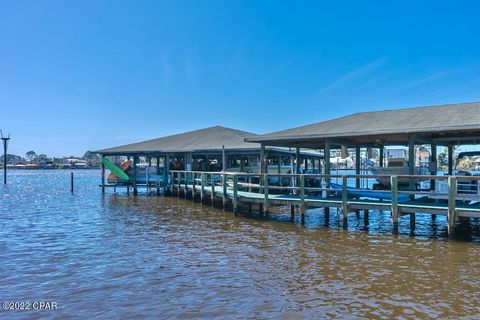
[169,170,480,226]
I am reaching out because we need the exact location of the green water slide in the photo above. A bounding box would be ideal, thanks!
[101,158,130,182]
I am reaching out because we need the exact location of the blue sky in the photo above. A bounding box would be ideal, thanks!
[1,0,480,157]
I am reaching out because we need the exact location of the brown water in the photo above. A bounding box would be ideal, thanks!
[1,170,480,319]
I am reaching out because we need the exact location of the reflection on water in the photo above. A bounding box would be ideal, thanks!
[1,170,480,319]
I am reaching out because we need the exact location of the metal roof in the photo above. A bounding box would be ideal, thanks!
[95,126,321,156]
[246,102,480,147]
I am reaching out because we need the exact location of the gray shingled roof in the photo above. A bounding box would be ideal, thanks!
[246,102,480,146]
[96,126,261,154]
[96,126,322,156]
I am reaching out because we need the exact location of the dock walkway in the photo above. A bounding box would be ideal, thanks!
[168,170,480,238]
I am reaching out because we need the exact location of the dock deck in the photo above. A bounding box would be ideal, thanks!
[166,170,480,238]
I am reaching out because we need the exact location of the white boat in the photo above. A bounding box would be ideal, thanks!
[370,158,429,186]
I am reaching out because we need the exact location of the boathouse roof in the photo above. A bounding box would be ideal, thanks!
[246,102,480,147]
[95,126,318,156]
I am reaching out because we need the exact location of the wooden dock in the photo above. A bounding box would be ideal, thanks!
[163,170,480,239]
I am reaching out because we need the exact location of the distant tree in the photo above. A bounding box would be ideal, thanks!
[25,150,37,162]
[83,150,100,167]
[83,151,95,160]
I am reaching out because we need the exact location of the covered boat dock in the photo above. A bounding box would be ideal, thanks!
[95,126,321,195]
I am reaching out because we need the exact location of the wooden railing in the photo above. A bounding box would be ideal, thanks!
[169,170,480,232]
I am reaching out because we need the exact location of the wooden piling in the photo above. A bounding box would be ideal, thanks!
[290,205,295,221]
[364,210,369,227]
[101,155,105,194]
[211,174,215,206]
[448,176,457,238]
[342,175,348,228]
[70,172,74,193]
[233,175,238,214]
[300,174,305,224]
[191,172,196,200]
[184,171,188,199]
[222,174,227,211]
[200,172,206,203]
[263,174,269,214]
[391,175,399,233]
[133,156,138,196]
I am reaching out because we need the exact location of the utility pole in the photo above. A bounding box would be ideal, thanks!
[1,130,10,184]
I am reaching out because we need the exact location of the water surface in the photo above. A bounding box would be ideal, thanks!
[1,170,479,319]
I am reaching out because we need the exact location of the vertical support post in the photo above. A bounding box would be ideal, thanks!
[222,145,226,171]
[184,171,188,199]
[295,148,301,174]
[177,172,181,198]
[164,154,170,192]
[290,205,295,221]
[430,144,437,189]
[391,175,398,233]
[156,156,161,195]
[300,174,305,224]
[211,174,215,206]
[355,146,361,188]
[133,155,138,196]
[101,155,105,194]
[408,134,415,193]
[263,174,269,214]
[222,173,227,210]
[260,144,266,174]
[379,146,384,168]
[200,172,206,203]
[448,145,454,176]
[2,135,9,185]
[364,210,369,227]
[324,140,331,182]
[342,175,348,228]
[70,172,74,193]
[233,175,238,214]
[278,155,281,174]
[191,172,196,200]
[448,176,457,238]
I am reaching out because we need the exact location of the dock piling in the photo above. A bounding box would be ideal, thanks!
[222,174,227,210]
[70,172,74,193]
[263,174,269,215]
[300,175,305,225]
[341,175,348,228]
[200,173,206,203]
[233,175,238,214]
[391,176,399,233]
[448,176,457,238]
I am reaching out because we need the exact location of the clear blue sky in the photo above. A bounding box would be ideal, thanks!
[1,0,480,157]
